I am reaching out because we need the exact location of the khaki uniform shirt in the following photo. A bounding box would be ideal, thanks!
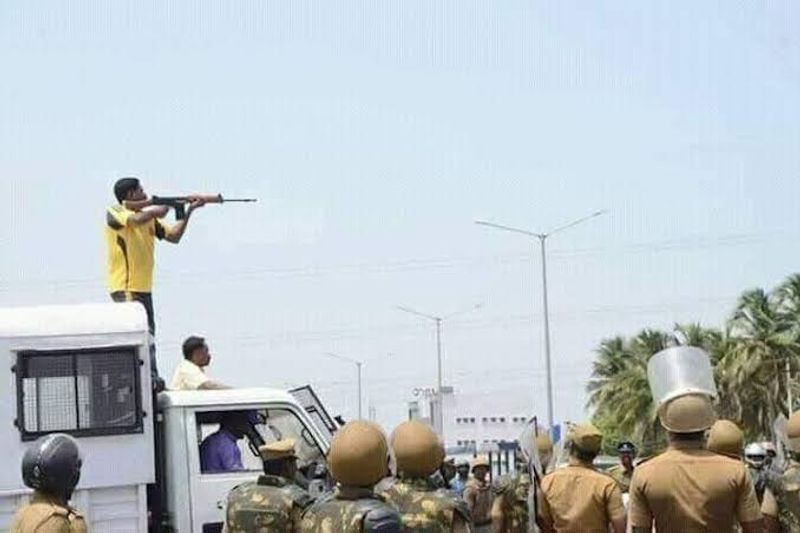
[538,459,625,533]
[10,491,87,533]
[606,464,634,493]
[628,441,762,532]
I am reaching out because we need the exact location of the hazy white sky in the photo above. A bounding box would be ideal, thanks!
[1,1,799,431]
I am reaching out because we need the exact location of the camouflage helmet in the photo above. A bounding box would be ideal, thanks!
[658,393,716,433]
[787,411,800,452]
[328,421,388,487]
[390,420,444,478]
[706,420,744,458]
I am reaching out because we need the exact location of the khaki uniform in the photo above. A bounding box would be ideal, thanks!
[538,460,625,533]
[463,478,494,529]
[491,470,532,533]
[606,464,633,494]
[628,441,762,532]
[299,486,401,532]
[10,491,87,533]
[381,477,472,532]
[225,474,312,532]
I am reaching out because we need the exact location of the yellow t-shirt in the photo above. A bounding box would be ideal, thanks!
[105,205,169,293]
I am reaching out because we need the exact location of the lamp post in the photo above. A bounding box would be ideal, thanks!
[395,303,482,438]
[324,352,364,420]
[475,210,606,429]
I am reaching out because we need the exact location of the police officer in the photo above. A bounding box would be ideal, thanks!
[11,433,87,533]
[706,419,744,459]
[300,421,401,532]
[745,442,770,504]
[628,394,763,533]
[463,456,494,531]
[380,421,472,532]
[225,438,312,532]
[537,422,626,533]
[606,440,636,493]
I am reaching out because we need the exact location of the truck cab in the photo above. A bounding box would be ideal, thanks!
[0,303,332,532]
[159,388,332,532]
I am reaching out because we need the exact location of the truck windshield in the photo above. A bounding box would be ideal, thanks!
[252,408,325,468]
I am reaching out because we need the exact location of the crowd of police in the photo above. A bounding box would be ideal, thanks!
[15,399,800,532]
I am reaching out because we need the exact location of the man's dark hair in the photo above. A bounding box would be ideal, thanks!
[114,177,141,202]
[182,336,206,360]
[571,444,598,463]
[669,430,706,442]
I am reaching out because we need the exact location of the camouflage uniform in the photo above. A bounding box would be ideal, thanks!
[299,486,401,532]
[381,476,472,532]
[491,470,532,533]
[778,458,800,532]
[225,474,312,532]
[10,491,87,533]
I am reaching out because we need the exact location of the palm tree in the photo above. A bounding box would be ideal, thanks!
[723,289,799,438]
[587,331,667,454]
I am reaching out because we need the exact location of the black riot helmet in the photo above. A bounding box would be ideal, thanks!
[21,433,83,500]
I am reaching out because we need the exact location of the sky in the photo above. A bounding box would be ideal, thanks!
[1,1,799,432]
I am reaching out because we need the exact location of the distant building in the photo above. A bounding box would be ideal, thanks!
[408,385,540,455]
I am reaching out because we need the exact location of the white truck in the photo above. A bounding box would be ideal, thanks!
[0,303,336,532]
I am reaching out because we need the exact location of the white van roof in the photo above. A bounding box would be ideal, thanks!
[159,388,299,409]
[0,302,147,338]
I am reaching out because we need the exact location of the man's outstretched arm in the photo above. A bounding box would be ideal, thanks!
[164,199,204,243]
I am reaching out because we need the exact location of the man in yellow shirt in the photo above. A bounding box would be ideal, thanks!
[105,177,205,381]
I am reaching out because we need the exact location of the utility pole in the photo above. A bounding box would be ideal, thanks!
[396,303,482,440]
[324,352,365,420]
[475,210,606,430]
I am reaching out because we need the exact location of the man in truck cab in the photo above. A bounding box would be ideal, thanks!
[170,336,229,390]
[200,411,257,473]
[11,433,87,533]
[225,438,313,531]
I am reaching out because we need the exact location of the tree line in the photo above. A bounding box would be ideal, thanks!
[587,274,800,456]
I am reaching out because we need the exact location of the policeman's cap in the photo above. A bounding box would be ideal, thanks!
[617,441,636,455]
[568,423,603,453]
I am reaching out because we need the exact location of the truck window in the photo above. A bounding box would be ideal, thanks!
[196,408,324,475]
[15,347,143,441]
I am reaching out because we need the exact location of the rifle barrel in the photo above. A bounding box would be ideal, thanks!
[221,198,257,202]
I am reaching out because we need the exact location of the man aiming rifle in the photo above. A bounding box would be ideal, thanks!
[105,177,255,384]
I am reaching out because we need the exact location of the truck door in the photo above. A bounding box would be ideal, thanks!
[187,405,327,533]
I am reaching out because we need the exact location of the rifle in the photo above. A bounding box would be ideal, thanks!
[125,194,257,220]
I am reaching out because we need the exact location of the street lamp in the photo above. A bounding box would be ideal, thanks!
[395,303,483,438]
[324,352,364,420]
[475,210,606,429]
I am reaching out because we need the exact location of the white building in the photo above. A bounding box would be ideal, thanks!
[409,385,542,455]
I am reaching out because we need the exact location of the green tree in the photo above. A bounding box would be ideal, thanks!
[587,274,800,449]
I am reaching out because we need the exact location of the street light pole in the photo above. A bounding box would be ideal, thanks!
[475,210,606,430]
[395,303,482,439]
[538,235,554,429]
[357,361,363,420]
[324,352,365,420]
[435,318,443,399]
